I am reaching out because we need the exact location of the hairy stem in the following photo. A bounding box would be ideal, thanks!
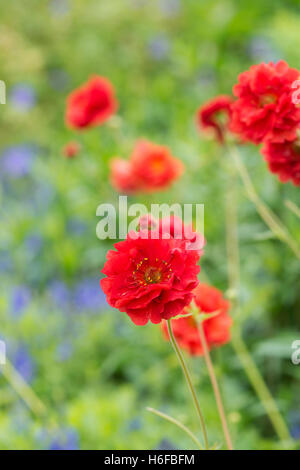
[146,407,203,450]
[167,319,209,449]
[196,319,233,450]
[229,146,300,262]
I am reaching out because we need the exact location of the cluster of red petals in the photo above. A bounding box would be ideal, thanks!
[100,219,202,326]
[62,141,80,158]
[230,61,300,144]
[65,76,118,130]
[109,139,184,194]
[261,139,300,186]
[196,95,233,144]
[162,283,232,356]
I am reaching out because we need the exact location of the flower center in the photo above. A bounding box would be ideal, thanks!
[132,257,173,286]
[293,139,300,155]
[144,266,162,284]
[151,157,165,175]
[259,93,277,107]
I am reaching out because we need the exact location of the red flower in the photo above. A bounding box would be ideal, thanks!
[100,225,201,325]
[65,76,118,130]
[261,139,300,185]
[108,140,184,194]
[62,141,80,158]
[162,283,232,355]
[131,140,184,192]
[109,158,139,194]
[197,95,233,144]
[230,61,300,144]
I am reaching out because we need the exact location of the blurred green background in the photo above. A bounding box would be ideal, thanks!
[0,0,299,450]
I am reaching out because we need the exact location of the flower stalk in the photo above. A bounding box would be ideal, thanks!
[167,319,209,450]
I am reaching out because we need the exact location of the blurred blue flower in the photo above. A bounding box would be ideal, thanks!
[66,218,87,236]
[148,35,170,61]
[49,280,70,308]
[48,428,79,450]
[24,233,43,256]
[13,345,35,383]
[1,145,36,178]
[248,36,281,63]
[56,341,73,361]
[9,83,36,112]
[73,278,107,312]
[49,0,70,17]
[11,286,31,316]
[159,0,181,17]
[0,250,13,273]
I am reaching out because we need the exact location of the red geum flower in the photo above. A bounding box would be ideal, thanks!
[161,283,232,355]
[65,75,118,130]
[196,95,233,144]
[62,141,80,158]
[109,158,139,194]
[230,61,300,144]
[139,214,205,253]
[130,140,184,192]
[261,138,300,186]
[100,226,201,325]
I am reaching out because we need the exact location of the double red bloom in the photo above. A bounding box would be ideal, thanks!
[65,76,117,129]
[162,283,232,355]
[261,139,300,186]
[100,218,202,326]
[109,139,184,194]
[230,61,300,144]
[196,95,233,144]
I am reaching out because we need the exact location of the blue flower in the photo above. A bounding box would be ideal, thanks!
[11,286,31,316]
[1,145,36,178]
[148,35,170,61]
[159,0,181,17]
[49,280,71,308]
[48,428,79,450]
[56,341,73,361]
[73,278,107,312]
[9,83,36,112]
[24,233,43,255]
[12,345,35,383]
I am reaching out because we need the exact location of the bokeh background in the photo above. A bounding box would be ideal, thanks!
[0,0,300,450]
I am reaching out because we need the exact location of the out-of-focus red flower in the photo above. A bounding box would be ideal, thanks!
[131,140,184,192]
[65,76,118,130]
[196,95,233,144]
[109,158,139,194]
[62,141,80,158]
[261,139,300,186]
[108,140,184,194]
[162,283,232,355]
[100,223,201,325]
[230,61,300,144]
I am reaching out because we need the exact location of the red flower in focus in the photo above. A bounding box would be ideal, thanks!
[65,76,118,130]
[162,283,232,355]
[261,139,300,186]
[230,61,300,144]
[100,226,201,325]
[62,141,80,158]
[109,158,139,194]
[108,140,184,194]
[197,95,233,144]
[139,214,205,253]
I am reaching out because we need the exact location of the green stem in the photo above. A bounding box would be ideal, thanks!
[1,359,47,418]
[196,318,233,450]
[231,326,291,445]
[167,319,209,450]
[224,145,292,447]
[146,407,203,450]
[229,146,300,262]
[285,199,300,220]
